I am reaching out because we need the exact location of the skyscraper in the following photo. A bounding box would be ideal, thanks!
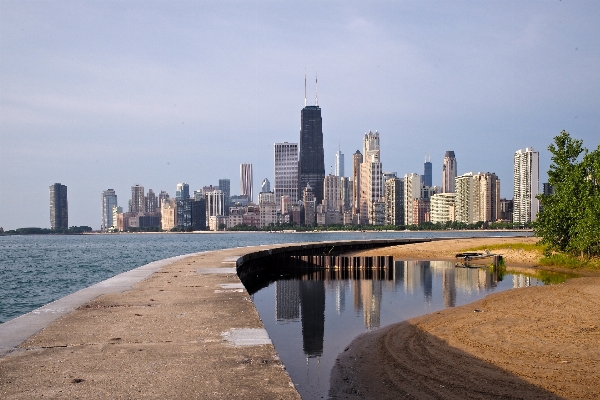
[423,157,432,187]
[404,173,421,225]
[240,163,253,202]
[298,104,325,204]
[513,147,539,224]
[352,150,363,216]
[261,178,270,193]
[131,184,145,213]
[218,178,230,214]
[442,151,457,193]
[101,189,117,231]
[335,149,344,177]
[360,131,383,225]
[175,183,190,200]
[274,142,299,210]
[50,183,68,230]
[384,177,404,226]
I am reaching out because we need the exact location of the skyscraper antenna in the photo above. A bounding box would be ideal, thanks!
[304,69,307,107]
[315,73,318,106]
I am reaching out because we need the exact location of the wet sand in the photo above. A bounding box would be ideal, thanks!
[330,237,600,399]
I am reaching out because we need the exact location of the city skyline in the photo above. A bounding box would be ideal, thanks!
[1,2,599,229]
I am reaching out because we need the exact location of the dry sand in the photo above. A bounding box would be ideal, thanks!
[330,237,600,399]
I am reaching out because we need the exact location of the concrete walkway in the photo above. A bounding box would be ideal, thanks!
[0,245,300,399]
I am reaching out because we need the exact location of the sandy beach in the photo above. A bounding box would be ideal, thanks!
[330,237,600,399]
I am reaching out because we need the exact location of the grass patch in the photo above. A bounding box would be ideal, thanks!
[539,253,600,270]
[462,243,546,253]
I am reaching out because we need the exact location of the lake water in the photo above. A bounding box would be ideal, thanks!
[0,231,531,322]
[251,260,544,399]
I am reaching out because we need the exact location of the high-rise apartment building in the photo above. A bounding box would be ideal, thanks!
[352,150,363,215]
[430,193,456,224]
[101,189,117,232]
[455,173,474,224]
[335,149,344,177]
[384,177,404,226]
[404,173,421,225]
[274,142,299,210]
[360,131,383,225]
[473,172,500,223]
[240,163,253,203]
[50,183,68,230]
[175,183,190,200]
[131,185,145,213]
[298,105,325,204]
[513,148,539,224]
[258,191,277,228]
[442,151,457,193]
[302,184,316,226]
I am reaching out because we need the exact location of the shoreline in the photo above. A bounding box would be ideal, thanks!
[331,237,600,399]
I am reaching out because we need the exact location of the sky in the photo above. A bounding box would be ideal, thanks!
[1,1,599,230]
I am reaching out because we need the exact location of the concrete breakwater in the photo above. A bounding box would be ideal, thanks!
[0,238,431,398]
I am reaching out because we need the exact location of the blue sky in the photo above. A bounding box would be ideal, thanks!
[1,1,599,230]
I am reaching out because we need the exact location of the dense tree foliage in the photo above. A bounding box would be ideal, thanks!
[535,131,600,258]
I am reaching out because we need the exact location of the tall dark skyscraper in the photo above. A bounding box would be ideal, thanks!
[423,158,432,187]
[50,183,68,230]
[298,105,325,204]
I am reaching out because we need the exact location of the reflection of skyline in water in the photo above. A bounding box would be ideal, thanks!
[271,261,514,359]
[253,260,547,400]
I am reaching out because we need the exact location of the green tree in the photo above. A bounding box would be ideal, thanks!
[536,131,600,257]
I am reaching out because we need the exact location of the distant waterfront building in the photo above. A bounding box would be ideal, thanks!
[513,148,539,224]
[131,185,145,213]
[303,184,316,226]
[335,149,344,177]
[218,178,231,213]
[158,191,169,207]
[274,142,299,210]
[258,191,277,228]
[205,190,226,228]
[412,198,430,225]
[298,103,325,204]
[161,199,177,231]
[240,163,253,203]
[50,183,68,230]
[384,177,404,226]
[112,206,123,231]
[323,174,341,211]
[261,178,271,193]
[430,193,457,224]
[500,198,514,222]
[352,150,363,216]
[442,151,457,193]
[423,158,433,188]
[145,189,158,213]
[404,173,421,225]
[101,189,117,232]
[175,183,190,200]
[339,176,352,213]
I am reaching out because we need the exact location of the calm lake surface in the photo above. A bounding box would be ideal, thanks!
[251,260,544,399]
[0,231,530,323]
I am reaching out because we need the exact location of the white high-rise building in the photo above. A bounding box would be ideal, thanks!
[404,173,421,225]
[206,190,225,228]
[101,189,118,231]
[240,163,253,203]
[430,193,456,224]
[442,151,457,193]
[473,172,500,223]
[274,143,298,210]
[360,131,383,225]
[335,149,344,177]
[513,148,539,224]
[258,191,277,228]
